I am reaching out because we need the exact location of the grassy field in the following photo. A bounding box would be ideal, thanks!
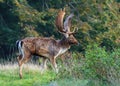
[0,63,55,86]
[0,63,88,86]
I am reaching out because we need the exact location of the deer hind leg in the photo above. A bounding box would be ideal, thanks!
[17,53,31,79]
[17,54,24,79]
[17,55,22,66]
[50,57,58,73]
[17,55,23,79]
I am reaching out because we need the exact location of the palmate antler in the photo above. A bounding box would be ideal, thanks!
[64,13,77,34]
[56,8,78,35]
[55,8,66,33]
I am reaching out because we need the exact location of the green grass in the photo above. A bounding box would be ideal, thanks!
[0,63,89,86]
[0,70,56,86]
[0,64,56,86]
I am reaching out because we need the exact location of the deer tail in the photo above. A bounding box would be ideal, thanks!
[16,40,24,58]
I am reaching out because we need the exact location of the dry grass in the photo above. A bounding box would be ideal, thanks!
[0,63,41,71]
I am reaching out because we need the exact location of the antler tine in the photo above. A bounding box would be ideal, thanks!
[55,8,66,33]
[65,27,78,35]
[64,13,74,33]
[71,27,78,34]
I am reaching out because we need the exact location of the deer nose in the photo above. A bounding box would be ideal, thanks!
[74,40,79,45]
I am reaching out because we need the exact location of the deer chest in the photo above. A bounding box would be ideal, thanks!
[55,48,68,58]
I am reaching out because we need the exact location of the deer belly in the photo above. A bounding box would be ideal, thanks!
[37,49,50,57]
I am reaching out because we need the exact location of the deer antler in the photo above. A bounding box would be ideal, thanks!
[55,8,66,33]
[56,8,77,35]
[64,14,78,34]
[64,13,74,32]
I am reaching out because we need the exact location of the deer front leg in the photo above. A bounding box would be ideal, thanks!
[50,57,58,73]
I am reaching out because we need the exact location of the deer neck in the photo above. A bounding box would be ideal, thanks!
[54,37,70,57]
[59,37,70,49]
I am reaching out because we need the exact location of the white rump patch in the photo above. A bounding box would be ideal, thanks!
[18,41,24,59]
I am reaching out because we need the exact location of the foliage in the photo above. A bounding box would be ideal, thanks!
[56,44,120,86]
[82,44,120,85]
[0,0,120,58]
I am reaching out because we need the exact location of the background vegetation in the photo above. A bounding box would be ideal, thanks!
[0,0,120,86]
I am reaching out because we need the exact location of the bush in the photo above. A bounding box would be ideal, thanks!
[56,52,84,79]
[82,44,120,85]
[57,44,120,86]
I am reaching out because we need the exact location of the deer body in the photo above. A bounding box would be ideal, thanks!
[18,37,70,59]
[17,8,78,79]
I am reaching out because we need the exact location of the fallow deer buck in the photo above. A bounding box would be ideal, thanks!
[16,8,78,79]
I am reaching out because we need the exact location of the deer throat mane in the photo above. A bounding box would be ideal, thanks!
[59,37,70,48]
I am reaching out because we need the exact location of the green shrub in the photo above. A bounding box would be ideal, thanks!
[82,44,120,85]
[83,44,109,78]
[56,52,84,79]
